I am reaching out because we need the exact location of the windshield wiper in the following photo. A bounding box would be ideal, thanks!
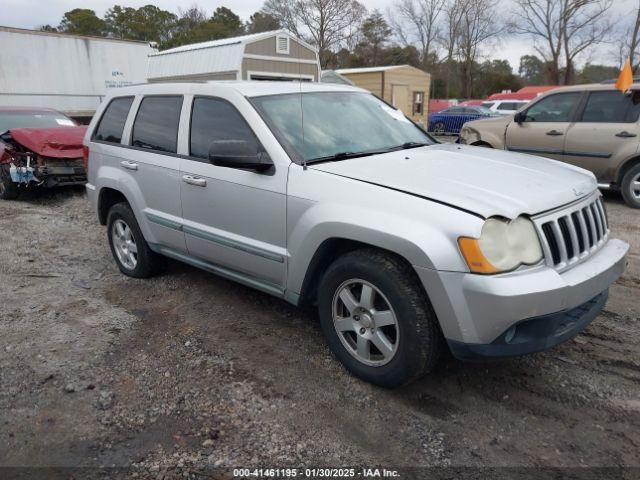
[307,150,381,164]
[398,141,430,149]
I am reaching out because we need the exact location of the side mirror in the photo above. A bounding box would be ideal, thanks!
[208,140,273,172]
[514,111,526,124]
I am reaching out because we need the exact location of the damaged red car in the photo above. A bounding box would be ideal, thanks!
[0,107,88,200]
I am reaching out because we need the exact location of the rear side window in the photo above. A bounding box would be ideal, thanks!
[189,97,258,159]
[131,96,183,153]
[498,102,519,110]
[93,96,134,143]
[580,90,640,123]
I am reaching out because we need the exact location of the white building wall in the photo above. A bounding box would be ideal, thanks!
[0,27,154,115]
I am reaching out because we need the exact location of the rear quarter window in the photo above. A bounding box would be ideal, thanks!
[92,97,134,143]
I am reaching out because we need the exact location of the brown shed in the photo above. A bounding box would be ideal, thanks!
[335,65,431,125]
[147,30,320,83]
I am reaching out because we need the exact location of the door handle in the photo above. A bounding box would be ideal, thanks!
[615,131,637,138]
[120,161,138,171]
[182,175,207,187]
[546,130,564,136]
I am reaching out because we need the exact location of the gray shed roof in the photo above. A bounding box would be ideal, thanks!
[147,30,318,81]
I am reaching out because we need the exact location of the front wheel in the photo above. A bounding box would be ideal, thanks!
[318,249,443,388]
[621,163,640,208]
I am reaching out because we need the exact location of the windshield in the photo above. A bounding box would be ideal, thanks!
[251,91,434,163]
[482,102,495,109]
[474,106,495,115]
[0,111,76,132]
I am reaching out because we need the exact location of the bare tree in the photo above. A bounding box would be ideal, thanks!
[510,0,565,84]
[456,0,502,98]
[614,1,640,72]
[440,0,465,97]
[562,0,613,84]
[388,0,446,67]
[511,0,613,85]
[262,0,367,67]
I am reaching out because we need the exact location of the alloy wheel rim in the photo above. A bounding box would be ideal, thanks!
[631,173,640,200]
[112,219,138,270]
[331,279,399,367]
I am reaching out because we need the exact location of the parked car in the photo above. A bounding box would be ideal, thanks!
[85,82,628,387]
[0,107,87,199]
[428,105,497,134]
[460,83,640,208]
[482,100,529,115]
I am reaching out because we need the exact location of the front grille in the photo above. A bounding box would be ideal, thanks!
[535,193,608,272]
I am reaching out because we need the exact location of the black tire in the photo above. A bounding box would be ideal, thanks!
[318,249,443,388]
[106,202,166,278]
[0,169,19,200]
[621,163,640,209]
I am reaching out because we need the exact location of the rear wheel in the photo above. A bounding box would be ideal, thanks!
[621,163,640,208]
[0,170,19,200]
[433,122,446,134]
[318,249,443,388]
[107,202,166,278]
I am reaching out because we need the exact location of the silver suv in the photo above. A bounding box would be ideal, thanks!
[85,82,629,387]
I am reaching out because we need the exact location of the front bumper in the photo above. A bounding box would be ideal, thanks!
[448,290,608,360]
[415,238,628,354]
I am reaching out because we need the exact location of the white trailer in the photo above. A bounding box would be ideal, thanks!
[0,26,155,121]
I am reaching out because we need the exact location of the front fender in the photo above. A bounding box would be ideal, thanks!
[286,199,479,295]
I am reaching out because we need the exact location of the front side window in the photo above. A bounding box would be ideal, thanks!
[413,91,424,115]
[523,93,581,122]
[93,97,134,143]
[252,92,433,163]
[580,90,640,123]
[190,97,258,159]
[131,96,183,153]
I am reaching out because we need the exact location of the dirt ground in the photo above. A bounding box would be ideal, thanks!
[0,187,639,478]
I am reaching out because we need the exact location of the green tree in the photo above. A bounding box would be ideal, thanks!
[104,5,136,39]
[247,11,281,33]
[577,63,619,84]
[518,55,545,85]
[211,7,244,36]
[58,8,106,36]
[475,59,523,97]
[131,5,177,43]
[354,11,392,66]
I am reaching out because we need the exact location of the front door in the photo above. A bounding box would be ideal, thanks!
[505,91,582,161]
[179,96,287,290]
[564,90,640,183]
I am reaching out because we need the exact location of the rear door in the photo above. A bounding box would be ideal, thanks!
[505,92,582,161]
[120,95,186,252]
[179,95,287,290]
[563,90,640,183]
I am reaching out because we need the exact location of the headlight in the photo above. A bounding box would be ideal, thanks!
[458,216,543,274]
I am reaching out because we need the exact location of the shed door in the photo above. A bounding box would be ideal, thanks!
[391,85,409,116]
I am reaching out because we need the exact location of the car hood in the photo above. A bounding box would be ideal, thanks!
[464,114,512,130]
[309,144,597,219]
[7,126,87,158]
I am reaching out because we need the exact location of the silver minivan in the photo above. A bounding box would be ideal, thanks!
[85,82,628,387]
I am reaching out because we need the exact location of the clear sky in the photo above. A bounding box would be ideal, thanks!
[1,0,631,70]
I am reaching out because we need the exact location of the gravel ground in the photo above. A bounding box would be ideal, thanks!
[0,187,639,478]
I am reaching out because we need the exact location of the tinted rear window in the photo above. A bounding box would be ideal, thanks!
[93,97,134,143]
[190,97,258,159]
[580,90,640,123]
[131,96,183,153]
